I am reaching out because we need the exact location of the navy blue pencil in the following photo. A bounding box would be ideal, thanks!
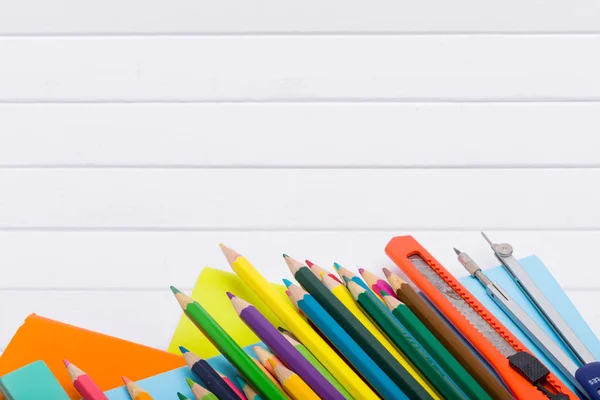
[179,346,240,400]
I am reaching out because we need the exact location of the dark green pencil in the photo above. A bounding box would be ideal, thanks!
[346,279,468,400]
[283,254,433,400]
[382,290,492,400]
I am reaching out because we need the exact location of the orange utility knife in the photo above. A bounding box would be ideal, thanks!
[385,235,577,400]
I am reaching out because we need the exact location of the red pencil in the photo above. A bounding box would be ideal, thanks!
[64,360,108,400]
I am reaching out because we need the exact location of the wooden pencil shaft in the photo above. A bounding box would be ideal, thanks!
[390,303,492,400]
[191,360,240,400]
[182,301,287,400]
[226,252,378,399]
[295,266,432,400]
[354,289,467,400]
[395,283,513,400]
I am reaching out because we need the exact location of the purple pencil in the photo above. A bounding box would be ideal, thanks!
[228,292,345,400]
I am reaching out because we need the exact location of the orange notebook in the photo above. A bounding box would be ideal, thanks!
[0,314,185,399]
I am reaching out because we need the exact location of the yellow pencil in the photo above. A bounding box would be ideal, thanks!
[268,359,319,400]
[220,244,379,400]
[322,274,441,399]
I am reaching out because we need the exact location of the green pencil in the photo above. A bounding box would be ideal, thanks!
[346,280,468,400]
[177,392,190,400]
[284,255,433,400]
[382,291,492,400]
[170,287,287,400]
[279,330,352,399]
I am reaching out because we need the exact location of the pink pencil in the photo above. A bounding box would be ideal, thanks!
[359,268,398,299]
[216,369,247,399]
[64,360,108,400]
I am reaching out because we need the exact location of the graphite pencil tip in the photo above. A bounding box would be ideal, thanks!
[226,291,235,299]
[453,247,462,255]
[282,253,289,258]
[282,278,293,287]
[382,267,392,277]
[179,346,189,354]
[121,376,132,384]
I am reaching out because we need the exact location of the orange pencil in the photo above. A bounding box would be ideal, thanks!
[122,376,153,400]
[64,360,108,400]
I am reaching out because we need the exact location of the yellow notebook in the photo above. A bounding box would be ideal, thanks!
[168,267,288,357]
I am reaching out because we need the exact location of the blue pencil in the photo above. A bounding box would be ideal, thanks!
[285,280,409,400]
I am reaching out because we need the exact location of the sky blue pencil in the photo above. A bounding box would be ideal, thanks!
[285,280,409,400]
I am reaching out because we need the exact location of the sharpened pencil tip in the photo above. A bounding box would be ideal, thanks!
[186,378,195,388]
[454,247,462,255]
[333,262,341,270]
[380,290,389,297]
[305,259,314,267]
[358,267,365,274]
[62,359,70,368]
[267,358,277,368]
[282,278,293,288]
[179,346,189,354]
[122,376,132,385]
[382,267,392,277]
[177,393,189,400]
[341,275,351,285]
[282,253,289,258]
[226,291,235,299]
[170,286,181,295]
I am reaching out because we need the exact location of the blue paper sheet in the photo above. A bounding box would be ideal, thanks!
[105,344,267,399]
[460,255,600,395]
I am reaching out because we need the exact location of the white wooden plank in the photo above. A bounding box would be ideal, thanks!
[0,169,598,229]
[0,290,180,351]
[1,0,600,34]
[1,289,597,352]
[2,36,600,101]
[0,231,597,290]
[1,103,600,167]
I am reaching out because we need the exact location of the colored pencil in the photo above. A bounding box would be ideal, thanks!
[63,360,108,400]
[277,332,351,400]
[187,378,219,400]
[236,376,263,400]
[359,268,397,299]
[347,280,468,400]
[230,292,344,400]
[177,393,190,400]
[321,274,414,367]
[220,244,378,400]
[170,286,287,400]
[250,356,286,392]
[122,376,153,400]
[384,269,513,400]
[254,346,280,376]
[306,259,342,283]
[214,369,246,400]
[382,292,492,400]
[285,255,435,400]
[287,282,409,399]
[268,359,319,400]
[333,262,371,291]
[180,346,241,400]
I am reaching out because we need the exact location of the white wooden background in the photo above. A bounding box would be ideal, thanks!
[1,1,600,355]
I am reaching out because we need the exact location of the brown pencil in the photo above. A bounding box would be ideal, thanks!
[384,268,513,400]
